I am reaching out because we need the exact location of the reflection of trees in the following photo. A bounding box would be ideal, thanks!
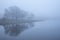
[3,6,34,36]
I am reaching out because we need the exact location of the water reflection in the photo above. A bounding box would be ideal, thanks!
[3,23,34,36]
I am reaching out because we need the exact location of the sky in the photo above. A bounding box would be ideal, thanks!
[0,0,59,19]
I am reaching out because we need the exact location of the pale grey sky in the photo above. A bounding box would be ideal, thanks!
[0,0,59,18]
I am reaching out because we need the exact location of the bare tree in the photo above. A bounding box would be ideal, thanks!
[3,6,34,36]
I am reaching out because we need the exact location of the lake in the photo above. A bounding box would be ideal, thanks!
[0,19,60,40]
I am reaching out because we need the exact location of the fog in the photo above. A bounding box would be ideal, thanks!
[0,0,60,40]
[0,0,58,17]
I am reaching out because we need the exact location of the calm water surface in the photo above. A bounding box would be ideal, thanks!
[0,19,60,40]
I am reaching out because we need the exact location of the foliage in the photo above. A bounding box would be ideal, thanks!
[3,6,34,36]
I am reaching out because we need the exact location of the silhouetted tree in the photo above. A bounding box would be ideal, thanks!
[3,6,34,36]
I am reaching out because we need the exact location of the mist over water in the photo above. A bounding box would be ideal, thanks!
[0,20,60,40]
[0,0,60,40]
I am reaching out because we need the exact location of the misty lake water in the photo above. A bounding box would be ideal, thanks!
[0,19,60,40]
